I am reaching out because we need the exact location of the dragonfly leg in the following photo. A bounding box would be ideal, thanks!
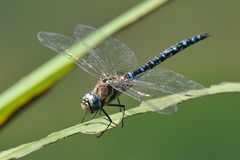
[97,108,112,138]
[92,109,99,119]
[81,111,88,123]
[107,98,125,128]
[118,98,125,126]
[81,109,99,123]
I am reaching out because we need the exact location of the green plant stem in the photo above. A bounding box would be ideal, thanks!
[0,0,168,126]
[0,82,239,160]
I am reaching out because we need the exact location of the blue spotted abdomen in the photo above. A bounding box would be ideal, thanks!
[127,33,209,78]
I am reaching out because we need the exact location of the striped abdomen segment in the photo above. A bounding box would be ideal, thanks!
[127,33,209,79]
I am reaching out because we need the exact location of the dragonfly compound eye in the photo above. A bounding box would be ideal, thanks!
[81,92,102,113]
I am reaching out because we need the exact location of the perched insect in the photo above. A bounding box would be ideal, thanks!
[38,24,209,137]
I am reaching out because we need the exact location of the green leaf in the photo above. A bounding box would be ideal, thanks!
[0,82,240,160]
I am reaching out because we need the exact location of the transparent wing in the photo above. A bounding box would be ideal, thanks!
[37,31,103,78]
[110,68,204,114]
[38,24,138,78]
[74,24,138,75]
[110,78,178,114]
[136,67,204,93]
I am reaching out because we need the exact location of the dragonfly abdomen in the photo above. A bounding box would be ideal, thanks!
[127,33,209,79]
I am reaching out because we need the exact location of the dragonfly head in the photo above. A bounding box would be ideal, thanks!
[81,92,102,113]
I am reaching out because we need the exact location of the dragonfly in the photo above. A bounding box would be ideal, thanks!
[38,24,209,137]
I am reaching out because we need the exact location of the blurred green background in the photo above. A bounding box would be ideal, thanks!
[0,0,240,160]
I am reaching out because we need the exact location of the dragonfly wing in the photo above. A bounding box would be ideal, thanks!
[37,31,103,78]
[74,24,138,75]
[37,32,74,53]
[110,68,203,114]
[110,79,177,114]
[135,67,204,93]
[38,24,138,78]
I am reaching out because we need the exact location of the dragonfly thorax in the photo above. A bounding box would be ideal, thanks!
[81,92,102,113]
